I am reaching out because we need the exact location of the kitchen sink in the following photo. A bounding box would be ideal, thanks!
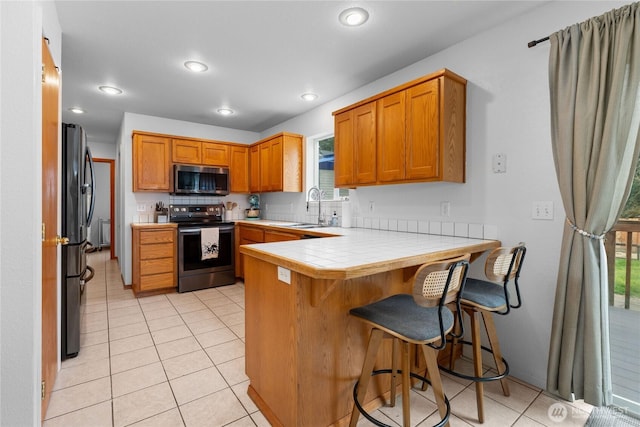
[264,222,320,229]
[284,223,319,229]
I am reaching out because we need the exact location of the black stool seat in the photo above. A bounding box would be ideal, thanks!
[461,278,507,311]
[350,294,454,342]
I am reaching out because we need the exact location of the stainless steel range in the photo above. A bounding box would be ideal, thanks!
[169,204,235,293]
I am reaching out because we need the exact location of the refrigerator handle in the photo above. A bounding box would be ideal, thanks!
[84,146,96,228]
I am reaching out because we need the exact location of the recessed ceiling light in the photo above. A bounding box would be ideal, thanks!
[68,107,85,114]
[301,93,318,101]
[98,85,123,95]
[339,7,369,27]
[217,108,234,116]
[184,61,208,72]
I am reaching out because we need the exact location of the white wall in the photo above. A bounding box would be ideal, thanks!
[257,1,628,389]
[116,113,260,285]
[88,140,116,159]
[0,1,61,425]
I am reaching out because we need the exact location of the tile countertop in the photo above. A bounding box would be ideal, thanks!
[237,220,500,280]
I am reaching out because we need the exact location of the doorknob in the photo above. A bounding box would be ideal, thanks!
[55,235,70,246]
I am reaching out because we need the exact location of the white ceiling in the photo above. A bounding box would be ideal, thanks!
[55,1,545,144]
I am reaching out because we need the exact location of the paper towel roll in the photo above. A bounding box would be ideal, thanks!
[341,201,351,228]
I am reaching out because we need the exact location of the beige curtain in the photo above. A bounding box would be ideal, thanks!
[546,3,640,406]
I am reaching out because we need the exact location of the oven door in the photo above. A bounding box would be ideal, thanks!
[177,224,235,292]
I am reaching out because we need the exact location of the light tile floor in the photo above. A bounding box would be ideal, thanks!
[45,251,593,427]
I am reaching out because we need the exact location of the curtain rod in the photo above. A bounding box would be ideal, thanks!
[528,36,550,48]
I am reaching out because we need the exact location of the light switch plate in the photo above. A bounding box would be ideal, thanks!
[277,266,291,284]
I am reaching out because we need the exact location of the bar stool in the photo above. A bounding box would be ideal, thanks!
[441,244,526,423]
[349,254,470,427]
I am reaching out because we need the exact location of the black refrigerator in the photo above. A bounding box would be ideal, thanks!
[61,123,95,359]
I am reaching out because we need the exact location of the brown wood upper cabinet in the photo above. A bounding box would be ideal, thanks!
[172,138,230,166]
[133,133,172,192]
[229,145,250,193]
[249,132,303,193]
[333,69,466,187]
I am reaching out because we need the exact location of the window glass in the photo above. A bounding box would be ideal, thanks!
[316,135,348,200]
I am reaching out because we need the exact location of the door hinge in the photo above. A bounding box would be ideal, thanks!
[42,223,46,242]
[41,64,45,83]
[41,380,45,400]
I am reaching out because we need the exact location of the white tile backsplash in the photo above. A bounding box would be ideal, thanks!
[442,222,454,236]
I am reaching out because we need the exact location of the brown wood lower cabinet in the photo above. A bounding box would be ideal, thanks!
[131,224,177,295]
[235,225,305,278]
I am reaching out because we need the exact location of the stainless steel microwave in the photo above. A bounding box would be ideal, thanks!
[173,164,230,195]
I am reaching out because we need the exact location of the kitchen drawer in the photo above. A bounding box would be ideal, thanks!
[240,227,264,243]
[264,230,300,242]
[140,230,174,244]
[140,242,174,260]
[139,272,175,291]
[140,257,174,276]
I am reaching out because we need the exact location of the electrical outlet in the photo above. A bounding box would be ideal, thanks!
[492,153,507,173]
[277,266,291,284]
[137,204,146,212]
[440,201,451,217]
[368,201,375,213]
[532,201,553,220]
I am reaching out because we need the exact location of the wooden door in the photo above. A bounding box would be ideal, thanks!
[377,91,406,182]
[406,79,440,180]
[334,110,355,187]
[249,144,260,193]
[354,102,377,184]
[230,146,249,193]
[41,37,59,421]
[133,134,171,191]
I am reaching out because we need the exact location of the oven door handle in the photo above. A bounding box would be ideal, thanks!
[178,225,234,234]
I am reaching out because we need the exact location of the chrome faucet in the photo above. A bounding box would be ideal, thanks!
[307,186,325,225]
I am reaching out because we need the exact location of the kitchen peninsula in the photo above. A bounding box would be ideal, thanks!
[240,226,499,426]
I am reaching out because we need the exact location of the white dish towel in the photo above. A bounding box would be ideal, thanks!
[201,227,219,260]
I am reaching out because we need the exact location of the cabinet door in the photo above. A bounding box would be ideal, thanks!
[133,134,171,192]
[268,136,283,192]
[249,145,261,193]
[377,92,406,182]
[202,142,230,166]
[334,110,355,187]
[405,79,440,180]
[230,146,250,193]
[354,102,377,184]
[259,141,272,192]
[172,139,202,164]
